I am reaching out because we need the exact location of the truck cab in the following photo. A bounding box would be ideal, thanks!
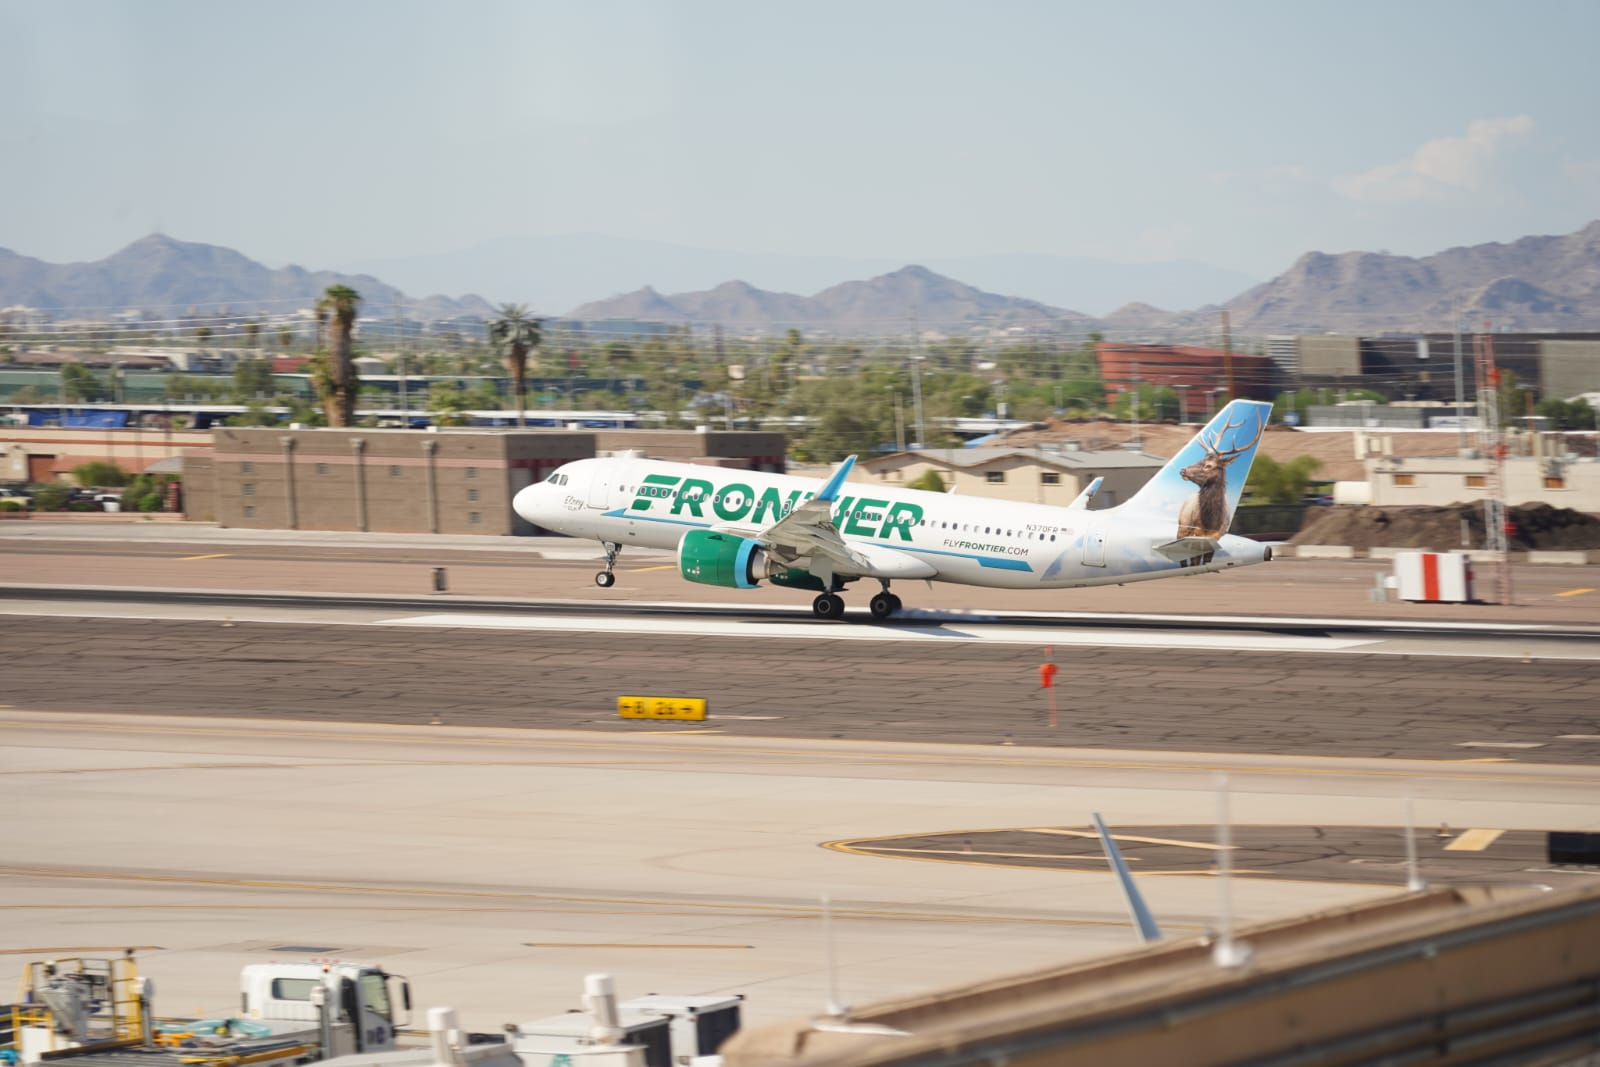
[240,962,412,1057]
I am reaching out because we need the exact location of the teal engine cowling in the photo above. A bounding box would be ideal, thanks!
[678,529,772,589]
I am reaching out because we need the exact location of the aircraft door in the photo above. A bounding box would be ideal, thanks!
[1083,523,1107,567]
[585,468,610,510]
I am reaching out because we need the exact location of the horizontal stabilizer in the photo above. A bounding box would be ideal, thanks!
[1155,536,1219,561]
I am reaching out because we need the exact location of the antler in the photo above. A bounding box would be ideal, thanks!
[1207,409,1265,462]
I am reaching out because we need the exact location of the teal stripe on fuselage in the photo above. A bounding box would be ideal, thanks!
[604,509,1034,572]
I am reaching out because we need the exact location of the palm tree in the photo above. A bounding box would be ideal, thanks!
[315,285,361,426]
[487,303,543,427]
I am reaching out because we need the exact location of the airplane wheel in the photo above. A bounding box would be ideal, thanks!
[595,571,616,588]
[812,593,845,620]
[869,592,899,620]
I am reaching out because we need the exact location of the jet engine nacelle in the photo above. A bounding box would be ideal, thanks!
[678,529,775,589]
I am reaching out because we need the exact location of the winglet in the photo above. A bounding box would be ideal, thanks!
[1092,812,1163,944]
[1066,476,1103,511]
[816,455,856,503]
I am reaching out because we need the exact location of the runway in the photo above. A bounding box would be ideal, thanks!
[2,524,1598,1034]
[1,585,1596,761]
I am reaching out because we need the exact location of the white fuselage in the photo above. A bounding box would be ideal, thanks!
[513,456,1269,591]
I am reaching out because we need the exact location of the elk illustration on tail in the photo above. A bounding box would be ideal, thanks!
[1176,408,1266,539]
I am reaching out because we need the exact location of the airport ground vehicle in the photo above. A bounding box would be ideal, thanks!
[10,954,410,1067]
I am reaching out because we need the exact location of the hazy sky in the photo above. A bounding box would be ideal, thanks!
[4,0,1598,279]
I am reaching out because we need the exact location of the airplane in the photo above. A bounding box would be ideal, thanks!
[512,398,1275,620]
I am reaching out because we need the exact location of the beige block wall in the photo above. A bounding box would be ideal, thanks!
[1368,455,1600,509]
[860,455,1158,508]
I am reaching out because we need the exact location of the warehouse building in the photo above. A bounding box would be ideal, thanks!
[187,426,785,535]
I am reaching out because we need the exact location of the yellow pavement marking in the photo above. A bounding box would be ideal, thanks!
[525,942,752,950]
[630,728,724,735]
[175,553,231,561]
[1026,827,1230,850]
[0,945,163,955]
[627,565,678,573]
[1555,588,1594,598]
[0,866,1138,928]
[1444,828,1505,852]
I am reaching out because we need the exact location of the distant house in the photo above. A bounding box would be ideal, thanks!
[858,445,1164,508]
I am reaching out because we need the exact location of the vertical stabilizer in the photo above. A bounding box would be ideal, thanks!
[1121,399,1271,540]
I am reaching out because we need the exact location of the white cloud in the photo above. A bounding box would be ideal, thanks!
[1333,116,1534,202]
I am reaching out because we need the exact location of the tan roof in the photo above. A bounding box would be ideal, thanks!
[999,419,1466,481]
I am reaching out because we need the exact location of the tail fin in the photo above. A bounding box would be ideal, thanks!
[1120,399,1272,538]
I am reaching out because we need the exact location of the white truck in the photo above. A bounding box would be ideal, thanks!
[11,954,411,1067]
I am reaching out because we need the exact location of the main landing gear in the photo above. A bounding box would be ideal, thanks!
[595,541,620,588]
[868,590,903,620]
[810,583,903,621]
[811,593,845,620]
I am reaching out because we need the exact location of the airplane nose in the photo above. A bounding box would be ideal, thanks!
[512,482,544,521]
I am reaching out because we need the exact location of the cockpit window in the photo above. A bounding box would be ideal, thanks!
[545,473,559,484]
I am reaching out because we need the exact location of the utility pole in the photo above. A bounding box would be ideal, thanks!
[909,309,926,449]
[395,295,407,423]
[1220,309,1235,401]
[1130,359,1141,447]
[1475,326,1512,605]
[1452,300,1465,453]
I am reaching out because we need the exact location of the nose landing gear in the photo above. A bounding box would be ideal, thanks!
[595,541,621,588]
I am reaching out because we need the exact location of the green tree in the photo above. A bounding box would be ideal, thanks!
[60,362,107,402]
[1536,397,1597,431]
[487,304,543,427]
[313,285,361,426]
[426,381,472,426]
[29,482,74,510]
[907,469,947,492]
[232,356,275,402]
[464,378,506,409]
[71,461,130,487]
[1245,454,1323,504]
[10,385,55,404]
[225,400,279,427]
[277,393,325,427]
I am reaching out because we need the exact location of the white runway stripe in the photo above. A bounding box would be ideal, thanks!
[378,613,1378,653]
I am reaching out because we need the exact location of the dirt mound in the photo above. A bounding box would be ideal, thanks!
[1293,503,1600,551]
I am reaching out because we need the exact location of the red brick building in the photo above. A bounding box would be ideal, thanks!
[1096,343,1278,410]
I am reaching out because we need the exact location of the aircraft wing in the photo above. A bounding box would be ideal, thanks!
[720,456,935,580]
[759,456,872,573]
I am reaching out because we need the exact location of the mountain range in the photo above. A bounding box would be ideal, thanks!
[3,222,1599,336]
[564,266,1099,333]
[0,235,496,321]
[341,234,1257,319]
[1222,221,1600,333]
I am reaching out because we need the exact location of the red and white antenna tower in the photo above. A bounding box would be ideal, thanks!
[1473,327,1513,605]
